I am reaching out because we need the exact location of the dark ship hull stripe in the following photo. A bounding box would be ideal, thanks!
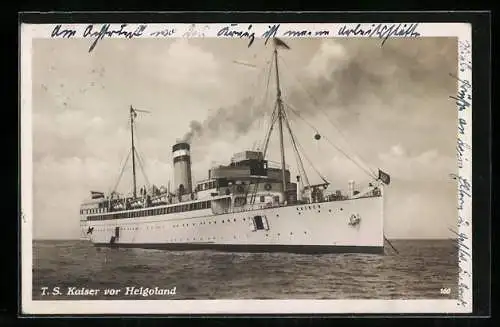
[93,242,384,254]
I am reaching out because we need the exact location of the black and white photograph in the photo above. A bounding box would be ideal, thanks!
[20,21,473,314]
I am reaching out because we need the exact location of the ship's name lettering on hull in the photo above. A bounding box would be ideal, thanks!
[337,23,421,46]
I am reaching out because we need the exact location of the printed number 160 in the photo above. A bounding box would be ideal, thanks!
[440,288,451,295]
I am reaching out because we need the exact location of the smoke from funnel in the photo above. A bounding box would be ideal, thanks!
[181,97,258,143]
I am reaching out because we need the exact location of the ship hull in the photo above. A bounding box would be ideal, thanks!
[80,196,384,254]
[91,243,384,254]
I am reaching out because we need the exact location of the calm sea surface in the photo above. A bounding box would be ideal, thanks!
[32,240,458,300]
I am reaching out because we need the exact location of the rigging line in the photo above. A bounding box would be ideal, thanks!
[278,55,376,176]
[284,101,377,179]
[260,103,276,154]
[262,101,280,158]
[281,105,311,187]
[286,102,375,180]
[286,121,311,188]
[110,115,134,194]
[251,101,278,204]
[287,127,311,187]
[262,51,274,106]
[135,150,151,190]
[131,122,151,190]
[111,149,132,195]
[255,54,275,151]
[282,108,324,184]
[245,51,275,147]
[246,58,268,113]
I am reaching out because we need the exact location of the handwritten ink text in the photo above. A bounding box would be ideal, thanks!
[448,228,471,265]
[458,118,467,135]
[217,24,255,47]
[456,137,471,169]
[458,40,472,72]
[182,24,210,38]
[283,29,329,37]
[457,282,469,307]
[51,25,77,38]
[449,73,472,112]
[150,27,176,37]
[262,24,280,45]
[337,23,420,46]
[83,24,147,53]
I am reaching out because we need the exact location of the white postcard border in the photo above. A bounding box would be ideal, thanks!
[20,21,473,315]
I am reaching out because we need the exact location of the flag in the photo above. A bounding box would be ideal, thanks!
[273,37,291,50]
[91,191,105,199]
[130,106,137,118]
[378,169,391,185]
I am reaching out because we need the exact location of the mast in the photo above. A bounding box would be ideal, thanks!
[273,48,287,196]
[130,105,137,198]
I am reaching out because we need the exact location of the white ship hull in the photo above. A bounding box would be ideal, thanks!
[80,195,384,254]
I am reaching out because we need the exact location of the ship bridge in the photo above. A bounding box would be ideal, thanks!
[208,150,290,183]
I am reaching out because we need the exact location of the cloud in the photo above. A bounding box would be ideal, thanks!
[384,178,457,239]
[305,40,349,79]
[137,38,221,93]
[378,144,456,182]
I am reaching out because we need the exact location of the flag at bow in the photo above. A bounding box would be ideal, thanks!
[378,169,391,185]
[273,37,291,50]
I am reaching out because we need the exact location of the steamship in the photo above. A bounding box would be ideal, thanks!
[79,38,391,254]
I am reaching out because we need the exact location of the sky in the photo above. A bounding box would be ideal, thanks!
[30,36,459,240]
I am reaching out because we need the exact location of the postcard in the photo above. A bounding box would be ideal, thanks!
[20,18,473,315]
